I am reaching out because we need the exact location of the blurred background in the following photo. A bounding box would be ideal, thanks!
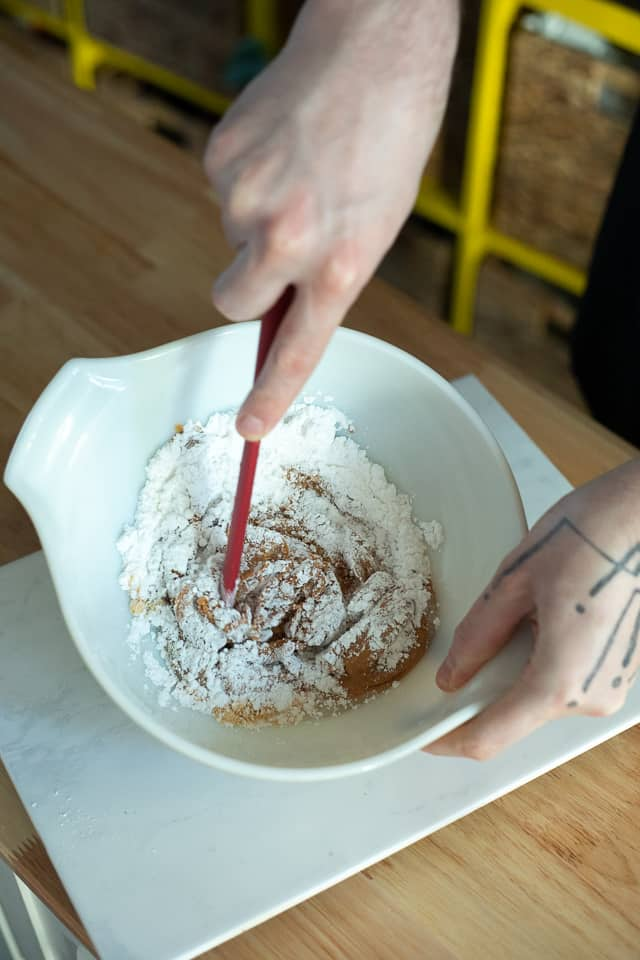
[1,0,638,412]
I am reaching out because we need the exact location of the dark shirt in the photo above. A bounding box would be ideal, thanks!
[572,106,640,448]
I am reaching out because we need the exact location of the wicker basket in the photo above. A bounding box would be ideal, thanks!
[493,24,640,270]
[84,0,243,93]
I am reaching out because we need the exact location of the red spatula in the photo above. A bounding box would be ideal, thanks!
[221,286,295,606]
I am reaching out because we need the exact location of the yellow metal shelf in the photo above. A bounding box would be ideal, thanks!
[61,0,233,111]
[449,0,640,333]
[486,230,586,297]
[245,0,280,58]
[415,177,462,234]
[71,36,232,114]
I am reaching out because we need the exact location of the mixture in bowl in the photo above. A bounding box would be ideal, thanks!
[118,403,442,726]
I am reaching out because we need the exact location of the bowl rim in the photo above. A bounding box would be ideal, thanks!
[5,323,527,781]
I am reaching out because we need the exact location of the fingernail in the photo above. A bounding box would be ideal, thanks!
[236,413,264,440]
[436,658,454,690]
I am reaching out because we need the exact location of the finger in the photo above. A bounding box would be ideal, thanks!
[437,570,534,692]
[236,245,361,439]
[214,149,292,249]
[212,241,289,322]
[424,663,555,760]
[234,289,337,439]
[213,191,315,321]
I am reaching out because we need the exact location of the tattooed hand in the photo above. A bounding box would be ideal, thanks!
[425,458,640,760]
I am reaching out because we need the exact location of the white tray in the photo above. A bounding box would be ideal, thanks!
[1,376,638,960]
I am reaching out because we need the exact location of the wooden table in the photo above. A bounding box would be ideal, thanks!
[1,26,638,960]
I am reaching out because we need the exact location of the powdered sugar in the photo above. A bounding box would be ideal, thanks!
[118,404,440,726]
[419,519,445,551]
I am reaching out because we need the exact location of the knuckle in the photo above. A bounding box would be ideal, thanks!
[264,218,294,257]
[265,203,312,258]
[227,188,251,222]
[228,163,268,219]
[319,242,361,297]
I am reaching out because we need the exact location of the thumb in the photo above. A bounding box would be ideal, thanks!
[437,572,534,691]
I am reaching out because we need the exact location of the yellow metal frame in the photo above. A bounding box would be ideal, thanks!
[63,0,232,113]
[0,0,68,38]
[415,0,640,333]
[246,0,280,58]
[0,0,282,136]
[2,0,639,334]
[0,0,236,113]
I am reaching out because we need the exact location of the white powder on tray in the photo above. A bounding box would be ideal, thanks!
[118,404,443,726]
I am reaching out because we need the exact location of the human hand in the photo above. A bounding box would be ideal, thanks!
[425,458,640,760]
[204,0,459,439]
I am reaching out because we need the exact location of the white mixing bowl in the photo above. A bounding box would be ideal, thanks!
[5,324,529,780]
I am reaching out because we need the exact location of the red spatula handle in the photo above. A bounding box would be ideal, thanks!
[221,286,294,603]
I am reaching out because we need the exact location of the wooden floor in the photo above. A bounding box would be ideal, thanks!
[0,15,587,413]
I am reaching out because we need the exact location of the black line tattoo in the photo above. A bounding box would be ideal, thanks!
[582,590,640,693]
[621,607,640,668]
[491,517,616,591]
[590,543,640,597]
[486,516,640,692]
